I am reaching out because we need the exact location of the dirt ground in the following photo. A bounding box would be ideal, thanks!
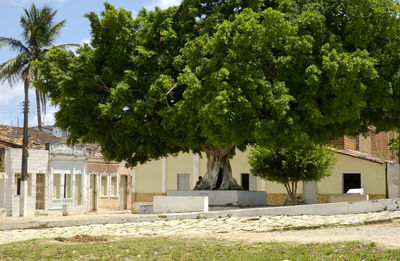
[173,219,400,249]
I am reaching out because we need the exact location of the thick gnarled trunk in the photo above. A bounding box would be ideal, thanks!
[194,144,242,190]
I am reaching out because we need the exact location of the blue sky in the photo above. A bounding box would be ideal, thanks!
[0,0,181,127]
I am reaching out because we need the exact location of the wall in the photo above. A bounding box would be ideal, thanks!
[0,179,4,208]
[359,135,372,154]
[135,159,162,194]
[49,157,87,211]
[4,148,48,216]
[320,153,386,195]
[132,149,388,205]
[387,162,400,199]
[87,161,132,212]
[332,135,356,150]
[166,152,193,190]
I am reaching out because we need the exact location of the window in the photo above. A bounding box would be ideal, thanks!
[64,174,71,198]
[53,174,61,199]
[241,173,250,191]
[14,173,32,196]
[14,173,21,195]
[355,135,360,151]
[101,175,108,197]
[111,175,118,197]
[27,173,32,196]
[74,174,82,205]
[343,173,361,193]
[0,148,5,172]
[177,174,190,190]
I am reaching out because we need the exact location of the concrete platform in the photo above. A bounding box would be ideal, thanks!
[153,196,208,213]
[167,190,266,206]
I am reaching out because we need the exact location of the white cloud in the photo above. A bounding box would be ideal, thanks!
[80,38,90,45]
[146,0,182,10]
[0,81,24,103]
[42,104,57,126]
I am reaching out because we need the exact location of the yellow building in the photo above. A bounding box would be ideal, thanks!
[131,148,389,205]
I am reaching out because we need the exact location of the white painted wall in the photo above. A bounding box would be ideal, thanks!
[4,148,48,217]
[49,157,87,211]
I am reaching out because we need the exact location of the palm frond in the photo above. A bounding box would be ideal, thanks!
[0,37,29,53]
[0,52,30,85]
[45,20,66,46]
[40,91,47,114]
[54,43,80,50]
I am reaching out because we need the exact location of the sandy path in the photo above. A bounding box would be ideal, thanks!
[184,220,400,249]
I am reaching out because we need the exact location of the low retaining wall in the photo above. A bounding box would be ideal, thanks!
[330,194,369,203]
[1,198,400,231]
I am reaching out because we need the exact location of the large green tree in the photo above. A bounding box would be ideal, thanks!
[36,0,400,190]
[0,4,72,216]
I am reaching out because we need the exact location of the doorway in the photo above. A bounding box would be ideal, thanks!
[74,174,82,205]
[36,174,45,210]
[119,175,128,209]
[89,174,97,211]
[120,175,127,210]
[241,173,250,191]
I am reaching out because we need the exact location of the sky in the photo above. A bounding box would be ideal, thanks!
[0,0,182,127]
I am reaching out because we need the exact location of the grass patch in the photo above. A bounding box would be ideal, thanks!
[0,236,399,260]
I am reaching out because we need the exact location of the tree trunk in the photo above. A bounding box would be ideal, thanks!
[284,181,298,205]
[20,78,29,217]
[35,89,42,130]
[194,145,242,190]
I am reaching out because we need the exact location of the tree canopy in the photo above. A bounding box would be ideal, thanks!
[249,140,335,202]
[35,0,400,168]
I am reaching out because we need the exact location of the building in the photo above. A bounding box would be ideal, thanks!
[0,147,49,216]
[0,125,60,216]
[86,144,131,212]
[47,142,87,214]
[132,131,400,205]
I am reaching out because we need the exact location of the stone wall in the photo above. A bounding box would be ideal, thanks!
[266,193,287,205]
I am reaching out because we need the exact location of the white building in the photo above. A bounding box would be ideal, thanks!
[48,142,87,214]
[0,147,48,217]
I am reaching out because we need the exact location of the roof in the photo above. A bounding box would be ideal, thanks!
[0,125,61,150]
[332,148,388,164]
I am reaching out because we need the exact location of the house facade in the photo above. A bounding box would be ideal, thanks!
[0,125,60,217]
[132,144,393,205]
[0,147,49,217]
[48,142,87,214]
[86,144,131,212]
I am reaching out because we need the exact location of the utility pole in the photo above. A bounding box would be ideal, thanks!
[20,86,29,217]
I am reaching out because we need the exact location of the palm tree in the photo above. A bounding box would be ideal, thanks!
[0,4,75,216]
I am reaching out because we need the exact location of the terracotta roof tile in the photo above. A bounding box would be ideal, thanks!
[0,125,61,150]
[330,147,388,164]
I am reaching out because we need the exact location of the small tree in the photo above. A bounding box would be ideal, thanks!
[249,141,335,204]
